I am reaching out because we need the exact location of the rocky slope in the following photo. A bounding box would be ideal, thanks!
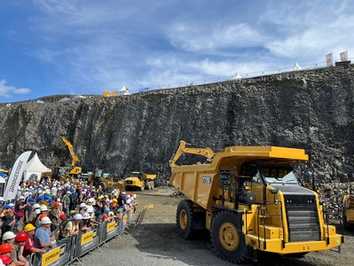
[1,63,354,190]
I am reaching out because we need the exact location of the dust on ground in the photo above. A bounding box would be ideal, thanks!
[75,187,354,266]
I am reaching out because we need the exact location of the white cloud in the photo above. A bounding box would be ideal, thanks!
[0,80,31,97]
[143,55,274,89]
[28,0,354,95]
[167,23,265,53]
[262,1,354,61]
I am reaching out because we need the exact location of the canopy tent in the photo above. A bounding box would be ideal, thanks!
[23,153,51,181]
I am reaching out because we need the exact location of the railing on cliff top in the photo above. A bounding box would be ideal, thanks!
[133,58,354,95]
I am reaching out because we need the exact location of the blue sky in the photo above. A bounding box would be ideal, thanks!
[1,0,354,102]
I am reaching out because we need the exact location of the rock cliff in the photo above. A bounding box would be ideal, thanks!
[1,63,354,189]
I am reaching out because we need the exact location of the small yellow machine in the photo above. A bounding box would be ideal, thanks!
[170,140,343,263]
[124,172,156,191]
[343,194,354,228]
[61,136,82,176]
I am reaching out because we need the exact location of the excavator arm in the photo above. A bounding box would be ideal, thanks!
[169,140,215,167]
[61,136,80,167]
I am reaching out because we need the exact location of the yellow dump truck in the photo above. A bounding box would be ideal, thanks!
[124,171,156,191]
[170,140,343,263]
[343,194,354,228]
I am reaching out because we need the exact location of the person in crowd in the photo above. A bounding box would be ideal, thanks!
[0,243,15,266]
[14,233,29,266]
[34,217,54,249]
[14,198,26,231]
[22,224,44,257]
[48,202,61,239]
[0,208,16,238]
[28,204,40,226]
[62,191,71,215]
[2,232,25,266]
[61,213,81,238]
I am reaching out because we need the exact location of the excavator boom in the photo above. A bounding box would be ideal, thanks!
[61,136,80,167]
[169,140,215,167]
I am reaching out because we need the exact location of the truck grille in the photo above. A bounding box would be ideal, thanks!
[284,194,321,242]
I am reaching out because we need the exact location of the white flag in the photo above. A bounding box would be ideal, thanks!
[4,151,33,201]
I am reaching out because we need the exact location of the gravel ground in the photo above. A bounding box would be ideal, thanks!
[75,188,354,266]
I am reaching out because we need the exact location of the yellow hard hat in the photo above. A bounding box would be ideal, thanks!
[24,224,36,232]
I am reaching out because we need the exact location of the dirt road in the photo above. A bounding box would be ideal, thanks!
[76,189,354,265]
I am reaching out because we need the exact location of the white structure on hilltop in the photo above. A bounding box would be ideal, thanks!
[294,63,302,70]
[233,73,242,80]
[120,86,130,95]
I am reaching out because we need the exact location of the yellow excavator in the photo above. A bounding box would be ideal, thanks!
[124,171,156,191]
[170,140,343,263]
[61,136,82,176]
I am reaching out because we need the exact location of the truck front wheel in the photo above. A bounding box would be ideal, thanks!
[211,210,249,264]
[176,200,195,239]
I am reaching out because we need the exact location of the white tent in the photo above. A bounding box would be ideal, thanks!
[24,153,52,181]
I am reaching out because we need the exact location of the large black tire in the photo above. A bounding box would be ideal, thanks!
[176,200,195,239]
[211,210,249,264]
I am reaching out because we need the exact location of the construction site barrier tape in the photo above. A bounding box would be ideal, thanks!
[31,212,130,266]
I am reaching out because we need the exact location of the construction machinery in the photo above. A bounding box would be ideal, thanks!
[170,140,343,263]
[61,136,82,176]
[343,193,354,228]
[124,171,156,191]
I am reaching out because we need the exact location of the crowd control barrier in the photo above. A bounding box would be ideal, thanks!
[32,212,131,266]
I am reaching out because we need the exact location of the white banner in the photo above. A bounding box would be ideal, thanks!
[3,151,33,201]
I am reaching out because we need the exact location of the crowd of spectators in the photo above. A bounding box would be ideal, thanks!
[0,178,136,266]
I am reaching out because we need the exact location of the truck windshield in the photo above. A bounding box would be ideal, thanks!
[260,168,299,185]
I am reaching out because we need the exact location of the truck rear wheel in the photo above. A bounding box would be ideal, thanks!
[176,200,195,239]
[211,210,249,264]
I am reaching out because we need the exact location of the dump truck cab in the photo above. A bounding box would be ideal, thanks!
[343,194,354,228]
[170,141,343,263]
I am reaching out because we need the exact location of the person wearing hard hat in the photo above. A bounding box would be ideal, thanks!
[0,243,14,266]
[34,217,54,249]
[35,205,48,228]
[27,204,40,226]
[22,224,44,257]
[61,213,82,238]
[2,232,25,266]
[14,233,29,266]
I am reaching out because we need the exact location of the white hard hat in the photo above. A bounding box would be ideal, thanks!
[33,203,40,209]
[73,214,83,221]
[40,205,48,212]
[2,231,16,241]
[82,213,91,220]
[40,217,52,225]
[88,198,95,203]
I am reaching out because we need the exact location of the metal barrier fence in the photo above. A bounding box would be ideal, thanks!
[31,212,130,266]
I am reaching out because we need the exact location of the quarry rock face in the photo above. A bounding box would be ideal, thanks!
[1,64,354,192]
